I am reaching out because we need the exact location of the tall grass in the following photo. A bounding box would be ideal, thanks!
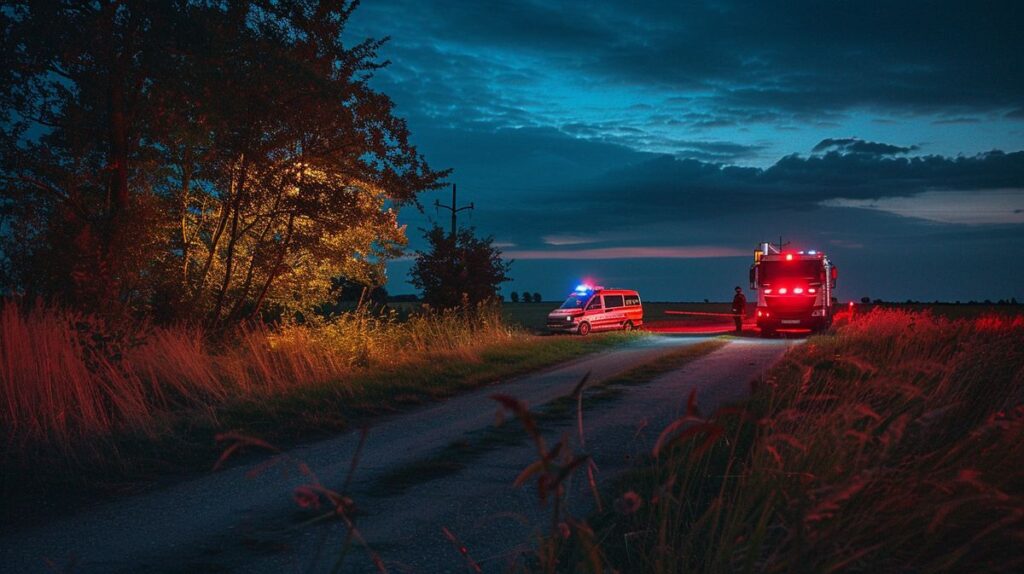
[0,300,517,459]
[593,309,1024,573]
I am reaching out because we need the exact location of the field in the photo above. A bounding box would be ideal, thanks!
[501,301,745,332]
[4,298,1023,571]
[554,308,1024,573]
[499,300,1024,333]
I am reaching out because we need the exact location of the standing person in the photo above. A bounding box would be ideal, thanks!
[731,286,746,332]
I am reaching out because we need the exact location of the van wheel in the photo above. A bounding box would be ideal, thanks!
[623,320,634,331]
[577,321,592,336]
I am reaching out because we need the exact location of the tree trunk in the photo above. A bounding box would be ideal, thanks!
[225,186,287,323]
[249,211,295,320]
[209,198,241,325]
[193,155,246,306]
[179,145,194,288]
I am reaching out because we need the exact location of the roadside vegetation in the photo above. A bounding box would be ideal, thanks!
[564,308,1024,573]
[0,299,637,520]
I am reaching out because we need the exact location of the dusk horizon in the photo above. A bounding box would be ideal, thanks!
[345,1,1024,302]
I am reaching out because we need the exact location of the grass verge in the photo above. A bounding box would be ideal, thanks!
[1,303,637,527]
[567,309,1024,573]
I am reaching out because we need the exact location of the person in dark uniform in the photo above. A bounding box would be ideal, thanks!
[731,286,746,332]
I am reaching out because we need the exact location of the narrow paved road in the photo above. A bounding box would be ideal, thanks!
[0,334,796,573]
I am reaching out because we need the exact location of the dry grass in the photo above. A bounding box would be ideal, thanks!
[0,300,518,459]
[588,309,1024,573]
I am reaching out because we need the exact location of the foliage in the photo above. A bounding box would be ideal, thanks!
[0,1,446,323]
[409,225,512,309]
[510,291,520,303]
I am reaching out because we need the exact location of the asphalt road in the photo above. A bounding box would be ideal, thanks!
[0,333,796,573]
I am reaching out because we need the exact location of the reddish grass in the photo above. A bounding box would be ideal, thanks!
[595,309,1024,573]
[0,300,518,459]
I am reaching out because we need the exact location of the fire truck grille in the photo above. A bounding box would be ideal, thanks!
[767,298,815,318]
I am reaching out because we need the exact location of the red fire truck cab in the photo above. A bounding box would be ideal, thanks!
[547,285,644,335]
[749,243,838,337]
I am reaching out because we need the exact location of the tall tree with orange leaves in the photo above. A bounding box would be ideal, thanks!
[0,1,446,323]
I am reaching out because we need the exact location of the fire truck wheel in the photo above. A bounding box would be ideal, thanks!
[623,321,634,331]
[577,321,592,336]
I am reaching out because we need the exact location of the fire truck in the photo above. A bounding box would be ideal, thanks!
[749,242,838,337]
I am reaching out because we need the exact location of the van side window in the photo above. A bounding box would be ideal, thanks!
[586,297,602,310]
[624,296,640,306]
[604,295,624,308]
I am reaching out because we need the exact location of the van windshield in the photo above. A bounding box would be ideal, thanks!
[559,293,592,309]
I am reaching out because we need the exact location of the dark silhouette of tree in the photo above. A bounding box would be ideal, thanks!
[510,292,520,303]
[0,1,446,324]
[409,226,512,309]
[332,277,388,307]
[861,297,871,304]
[520,292,532,303]
[532,292,542,303]
[0,1,173,310]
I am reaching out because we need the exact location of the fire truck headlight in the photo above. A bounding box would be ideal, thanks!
[566,316,574,322]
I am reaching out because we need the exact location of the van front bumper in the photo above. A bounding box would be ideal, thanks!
[547,321,578,332]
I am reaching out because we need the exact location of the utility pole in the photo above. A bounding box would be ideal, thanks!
[435,183,474,239]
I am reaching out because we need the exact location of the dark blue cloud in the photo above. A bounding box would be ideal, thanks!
[347,1,1024,300]
[811,138,918,156]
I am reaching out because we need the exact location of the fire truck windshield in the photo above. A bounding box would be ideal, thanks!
[760,260,823,283]
[559,293,591,309]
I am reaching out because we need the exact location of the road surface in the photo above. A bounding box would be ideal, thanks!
[0,333,796,573]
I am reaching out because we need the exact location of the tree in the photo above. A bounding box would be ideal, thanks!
[409,225,512,309]
[332,277,388,307]
[532,292,542,303]
[0,1,174,310]
[861,297,871,304]
[520,292,532,303]
[0,1,446,324]
[510,291,520,303]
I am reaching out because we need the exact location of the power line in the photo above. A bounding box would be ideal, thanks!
[434,183,474,239]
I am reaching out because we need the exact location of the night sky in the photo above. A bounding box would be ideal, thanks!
[349,1,1024,302]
